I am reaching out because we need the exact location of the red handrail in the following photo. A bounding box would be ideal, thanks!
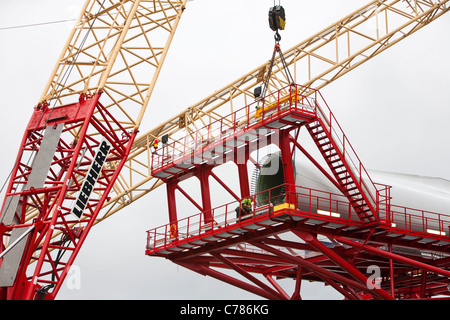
[150,84,317,174]
[146,183,450,252]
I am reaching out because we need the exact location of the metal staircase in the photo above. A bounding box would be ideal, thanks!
[151,84,384,225]
[305,100,379,223]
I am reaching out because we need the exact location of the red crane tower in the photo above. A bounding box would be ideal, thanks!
[0,0,188,300]
[1,0,450,300]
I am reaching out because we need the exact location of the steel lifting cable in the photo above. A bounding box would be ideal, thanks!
[260,4,293,100]
[260,33,294,100]
[277,39,294,85]
[253,4,292,196]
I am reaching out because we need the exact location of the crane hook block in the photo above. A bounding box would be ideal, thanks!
[269,5,286,32]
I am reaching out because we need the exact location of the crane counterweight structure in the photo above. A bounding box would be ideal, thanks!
[0,0,450,300]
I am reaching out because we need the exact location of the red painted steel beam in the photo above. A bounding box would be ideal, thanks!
[166,180,179,224]
[175,183,203,212]
[195,166,213,223]
[278,130,296,205]
[292,267,303,300]
[210,171,240,202]
[292,230,394,300]
[263,274,290,300]
[237,163,250,199]
[210,252,283,299]
[176,261,280,300]
[335,236,450,279]
[251,241,382,298]
[219,248,295,266]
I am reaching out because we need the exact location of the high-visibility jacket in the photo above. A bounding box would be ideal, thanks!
[241,198,251,208]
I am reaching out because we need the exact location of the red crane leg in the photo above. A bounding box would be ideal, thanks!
[0,93,136,299]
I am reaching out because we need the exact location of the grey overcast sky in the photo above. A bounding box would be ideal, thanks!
[0,0,449,300]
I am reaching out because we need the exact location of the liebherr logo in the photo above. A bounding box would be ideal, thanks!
[71,139,112,219]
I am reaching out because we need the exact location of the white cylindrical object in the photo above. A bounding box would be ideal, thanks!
[254,152,450,234]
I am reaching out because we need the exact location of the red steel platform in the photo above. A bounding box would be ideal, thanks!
[146,85,450,299]
[146,184,450,257]
[146,184,450,299]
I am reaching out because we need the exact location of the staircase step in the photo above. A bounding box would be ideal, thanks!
[311,132,325,139]
[318,141,331,148]
[354,203,369,210]
[337,174,351,181]
[324,152,338,158]
[317,135,330,142]
[350,197,363,203]
[308,123,321,131]
[322,146,335,153]
[328,158,342,165]
[342,181,355,187]
[332,163,346,170]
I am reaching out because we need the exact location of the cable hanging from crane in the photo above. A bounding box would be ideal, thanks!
[252,4,293,189]
[255,4,293,103]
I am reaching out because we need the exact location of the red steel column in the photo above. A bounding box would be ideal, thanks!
[196,166,213,223]
[279,130,296,205]
[293,230,394,300]
[166,180,178,225]
[336,236,450,278]
[237,163,250,199]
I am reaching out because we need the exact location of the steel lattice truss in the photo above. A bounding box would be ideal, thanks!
[23,0,188,224]
[0,0,187,299]
[1,0,450,300]
[172,229,450,300]
[145,85,450,300]
[99,0,450,226]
